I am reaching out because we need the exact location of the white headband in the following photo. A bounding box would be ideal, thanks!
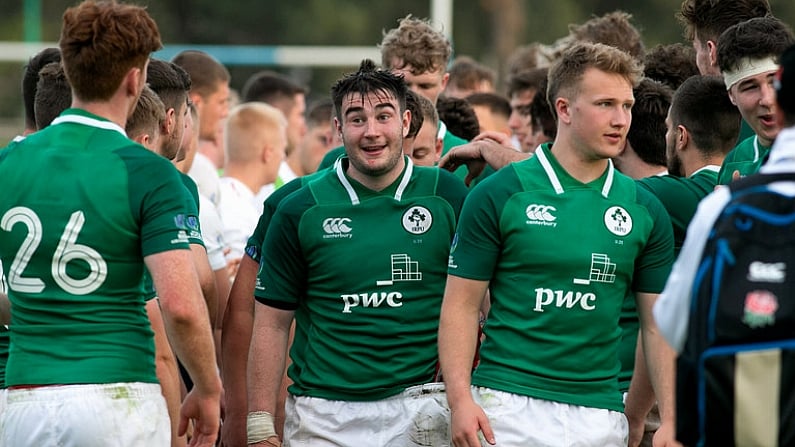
[723,57,780,90]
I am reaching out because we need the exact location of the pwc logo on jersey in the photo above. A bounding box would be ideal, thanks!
[604,206,632,236]
[402,206,433,234]
[322,217,353,239]
[525,204,557,227]
[341,253,423,313]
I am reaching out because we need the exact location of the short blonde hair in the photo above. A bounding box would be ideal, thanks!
[224,102,287,164]
[546,42,643,117]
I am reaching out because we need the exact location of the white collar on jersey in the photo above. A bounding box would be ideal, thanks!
[690,165,721,176]
[51,113,128,137]
[534,146,615,197]
[335,156,414,205]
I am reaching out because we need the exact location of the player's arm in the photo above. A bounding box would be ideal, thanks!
[191,245,218,331]
[146,298,187,447]
[439,138,528,185]
[147,249,222,447]
[438,275,496,447]
[635,291,681,447]
[247,303,294,447]
[219,253,260,447]
[624,331,656,447]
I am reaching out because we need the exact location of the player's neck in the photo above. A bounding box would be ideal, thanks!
[345,156,406,192]
[71,98,130,130]
[549,139,609,184]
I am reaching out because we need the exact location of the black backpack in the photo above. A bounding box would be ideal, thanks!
[677,173,795,447]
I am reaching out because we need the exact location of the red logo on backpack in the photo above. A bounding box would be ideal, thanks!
[742,290,779,328]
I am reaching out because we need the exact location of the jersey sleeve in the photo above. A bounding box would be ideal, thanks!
[119,147,191,256]
[436,169,469,219]
[447,168,518,280]
[253,186,315,309]
[179,173,205,247]
[245,177,305,263]
[631,185,675,294]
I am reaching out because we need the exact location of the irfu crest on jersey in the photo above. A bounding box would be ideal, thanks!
[604,206,633,236]
[402,206,432,234]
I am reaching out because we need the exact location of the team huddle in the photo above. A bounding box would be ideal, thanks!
[1,0,794,446]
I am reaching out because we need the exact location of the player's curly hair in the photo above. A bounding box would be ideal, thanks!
[380,15,452,74]
[677,0,770,43]
[643,43,699,91]
[717,16,794,74]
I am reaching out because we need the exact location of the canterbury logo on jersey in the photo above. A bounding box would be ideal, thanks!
[322,217,353,239]
[341,291,403,313]
[525,204,557,227]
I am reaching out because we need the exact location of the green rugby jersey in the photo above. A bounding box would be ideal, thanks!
[0,109,193,386]
[717,136,771,185]
[616,167,718,391]
[245,172,325,264]
[255,157,468,401]
[449,144,674,411]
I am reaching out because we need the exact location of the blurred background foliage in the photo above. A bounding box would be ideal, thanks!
[1,0,794,141]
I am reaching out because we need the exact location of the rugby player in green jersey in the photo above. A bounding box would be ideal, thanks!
[439,43,678,447]
[716,17,794,184]
[246,60,467,446]
[0,2,220,445]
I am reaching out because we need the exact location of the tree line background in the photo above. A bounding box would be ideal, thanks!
[1,0,794,142]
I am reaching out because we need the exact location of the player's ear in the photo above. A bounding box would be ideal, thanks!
[555,97,572,125]
[402,109,411,138]
[677,125,688,151]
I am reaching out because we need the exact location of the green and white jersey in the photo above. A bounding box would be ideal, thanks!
[255,157,468,401]
[717,136,771,185]
[245,173,321,264]
[178,172,204,247]
[0,109,193,386]
[0,260,7,387]
[637,166,719,253]
[448,144,674,412]
[616,166,718,391]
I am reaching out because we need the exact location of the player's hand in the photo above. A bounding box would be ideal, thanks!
[450,400,495,447]
[179,386,221,447]
[626,412,645,447]
[439,143,487,186]
[652,421,682,447]
[472,130,513,148]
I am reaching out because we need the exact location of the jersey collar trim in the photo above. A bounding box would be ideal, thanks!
[51,113,127,137]
[691,165,720,176]
[334,156,414,205]
[535,146,615,197]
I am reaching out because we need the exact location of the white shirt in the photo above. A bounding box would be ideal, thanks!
[198,194,228,271]
[188,153,222,207]
[217,176,260,261]
[654,127,795,352]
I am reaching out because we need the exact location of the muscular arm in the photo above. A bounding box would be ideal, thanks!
[219,254,259,446]
[146,249,222,447]
[247,303,294,446]
[146,299,187,447]
[438,275,495,447]
[635,291,680,447]
[191,244,218,330]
